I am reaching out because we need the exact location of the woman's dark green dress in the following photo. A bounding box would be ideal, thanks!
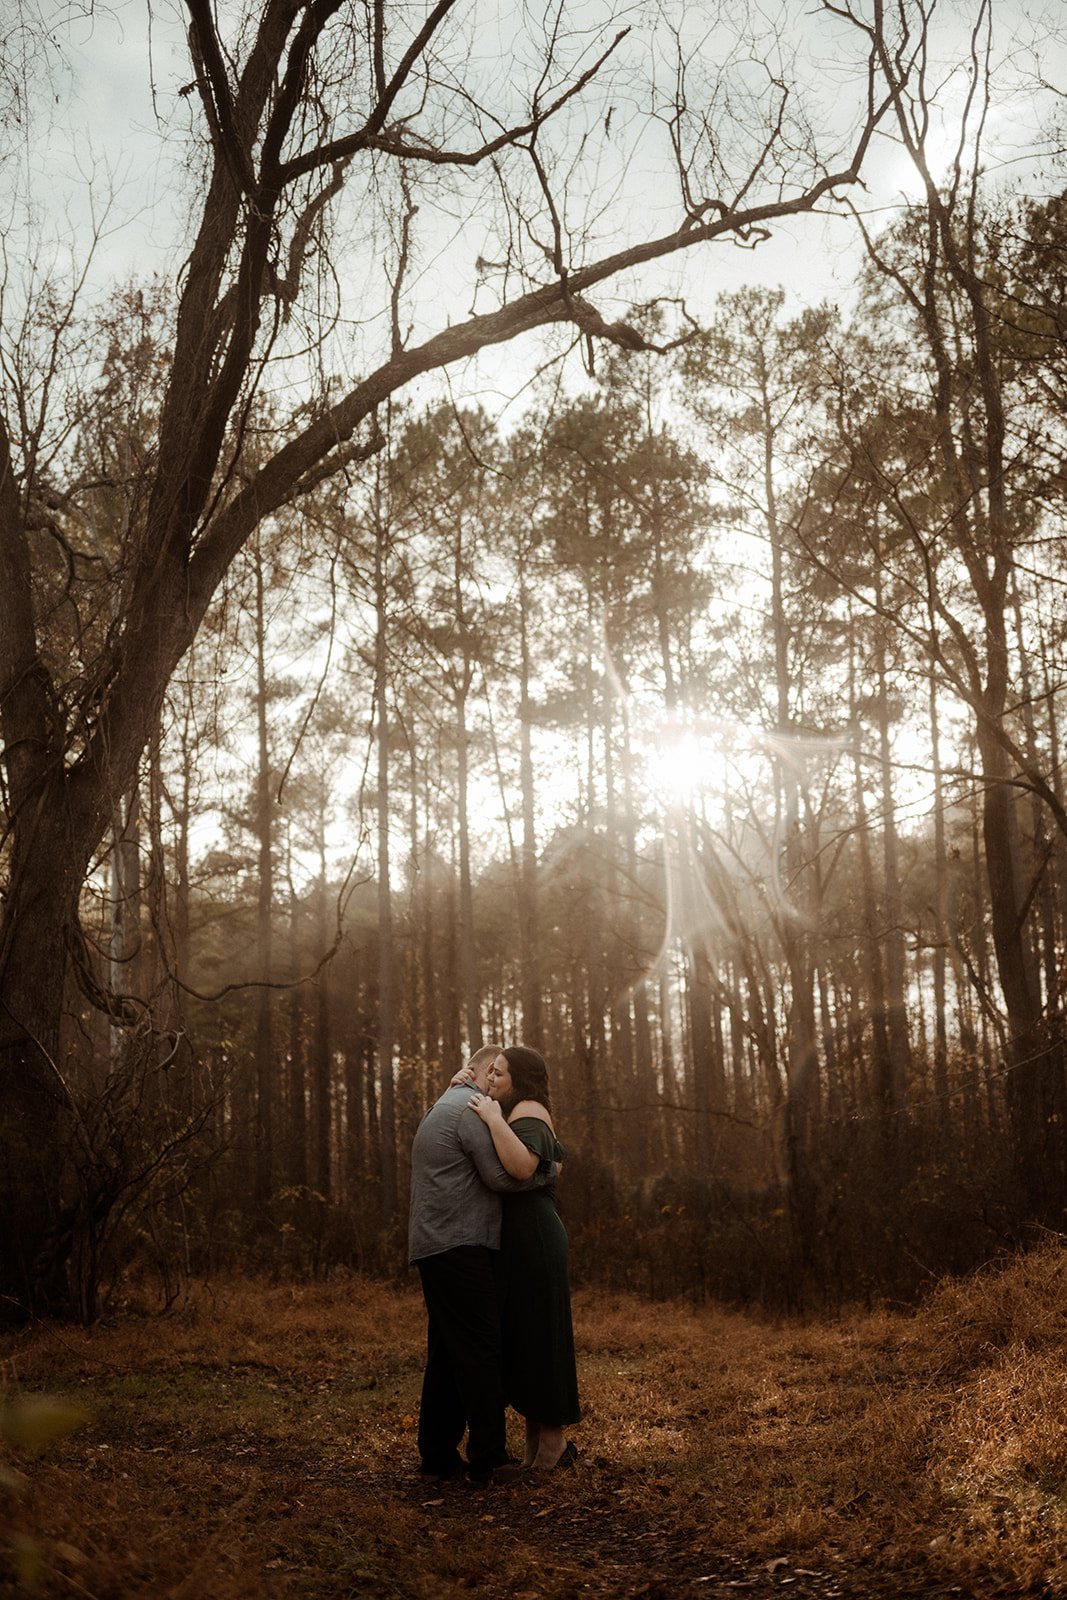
[500,1117,581,1426]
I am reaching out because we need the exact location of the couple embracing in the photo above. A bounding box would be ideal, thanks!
[407,1043,580,1483]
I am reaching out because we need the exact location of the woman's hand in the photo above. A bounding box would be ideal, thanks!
[467,1092,503,1124]
[449,1065,477,1088]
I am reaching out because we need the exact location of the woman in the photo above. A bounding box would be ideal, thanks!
[464,1045,580,1471]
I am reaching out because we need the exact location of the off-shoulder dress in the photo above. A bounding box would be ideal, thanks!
[499,1117,581,1426]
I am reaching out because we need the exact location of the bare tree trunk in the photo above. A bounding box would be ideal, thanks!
[621,699,658,1166]
[421,826,441,1069]
[1012,576,1060,1026]
[455,683,482,1052]
[443,829,461,1070]
[928,627,950,1123]
[602,637,635,1139]
[108,788,142,1069]
[658,968,680,1161]
[252,541,274,1212]
[310,833,333,1201]
[405,751,423,1066]
[849,629,893,1136]
[762,363,818,1165]
[343,985,365,1202]
[872,568,912,1115]
[285,859,308,1191]
[518,556,543,1049]
[0,797,87,1311]
[1042,629,1066,1017]
[374,505,397,1222]
[686,939,718,1172]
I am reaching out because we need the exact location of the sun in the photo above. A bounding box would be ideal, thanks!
[644,726,736,807]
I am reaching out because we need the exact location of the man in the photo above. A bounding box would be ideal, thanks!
[408,1042,554,1483]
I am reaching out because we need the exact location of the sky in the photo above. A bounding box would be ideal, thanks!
[6,0,1065,867]
[6,0,1062,403]
[17,0,1063,377]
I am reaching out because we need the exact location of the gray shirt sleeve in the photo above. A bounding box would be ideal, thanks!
[457,1112,553,1192]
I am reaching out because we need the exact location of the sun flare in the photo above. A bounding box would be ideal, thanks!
[644,726,742,806]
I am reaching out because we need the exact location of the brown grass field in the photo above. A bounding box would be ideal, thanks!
[3,1242,1067,1598]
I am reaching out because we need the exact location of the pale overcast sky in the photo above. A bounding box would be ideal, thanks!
[7,0,1065,402]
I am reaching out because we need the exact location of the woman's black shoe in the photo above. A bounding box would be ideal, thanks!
[531,1439,578,1474]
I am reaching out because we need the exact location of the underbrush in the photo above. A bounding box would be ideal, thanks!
[2,1243,1066,1596]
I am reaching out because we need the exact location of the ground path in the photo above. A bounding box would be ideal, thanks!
[4,1268,1063,1598]
[380,1455,989,1600]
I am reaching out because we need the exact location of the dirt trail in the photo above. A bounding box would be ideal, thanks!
[385,1460,986,1600]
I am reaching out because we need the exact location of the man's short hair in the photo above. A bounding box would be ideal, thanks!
[466,1043,503,1073]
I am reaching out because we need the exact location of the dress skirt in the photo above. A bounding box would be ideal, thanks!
[499,1117,581,1427]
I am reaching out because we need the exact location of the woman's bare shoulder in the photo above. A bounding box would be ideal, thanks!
[508,1099,555,1131]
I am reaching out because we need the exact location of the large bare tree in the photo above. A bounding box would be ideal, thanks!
[0,0,886,1310]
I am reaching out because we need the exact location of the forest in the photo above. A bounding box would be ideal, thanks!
[2,0,1067,1324]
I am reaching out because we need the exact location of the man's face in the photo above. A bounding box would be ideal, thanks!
[469,1055,495,1093]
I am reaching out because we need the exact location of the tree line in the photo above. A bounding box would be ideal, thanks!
[1,0,1064,1317]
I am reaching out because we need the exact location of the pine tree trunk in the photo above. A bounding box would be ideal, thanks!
[928,629,950,1122]
[517,553,543,1049]
[374,510,397,1221]
[686,939,721,1172]
[980,725,1067,1215]
[253,544,274,1212]
[764,380,818,1162]
[873,568,911,1115]
[286,878,308,1191]
[455,684,482,1052]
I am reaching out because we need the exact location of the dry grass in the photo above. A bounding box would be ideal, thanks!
[3,1245,1067,1596]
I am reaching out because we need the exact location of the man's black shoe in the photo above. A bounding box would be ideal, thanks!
[467,1457,524,1486]
[418,1458,464,1482]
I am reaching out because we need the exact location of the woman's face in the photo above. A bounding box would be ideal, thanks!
[487,1055,513,1101]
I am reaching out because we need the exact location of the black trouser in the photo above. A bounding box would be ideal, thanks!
[415,1244,507,1477]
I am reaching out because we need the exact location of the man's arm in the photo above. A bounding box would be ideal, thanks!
[458,1115,556,1192]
